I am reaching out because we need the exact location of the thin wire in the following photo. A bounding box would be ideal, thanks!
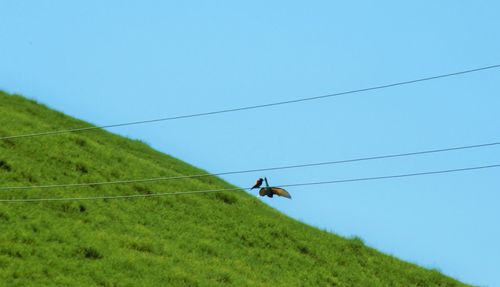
[1,163,498,203]
[1,141,499,191]
[278,164,500,188]
[1,64,499,141]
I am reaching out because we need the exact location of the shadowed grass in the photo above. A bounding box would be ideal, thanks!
[0,91,470,286]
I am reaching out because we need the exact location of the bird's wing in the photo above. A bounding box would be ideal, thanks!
[270,187,292,199]
[259,188,267,197]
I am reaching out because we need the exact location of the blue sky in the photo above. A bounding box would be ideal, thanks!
[1,1,500,285]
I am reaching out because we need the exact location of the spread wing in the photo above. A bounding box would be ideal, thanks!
[270,187,292,199]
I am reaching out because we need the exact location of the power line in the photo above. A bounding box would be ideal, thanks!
[1,64,499,141]
[1,141,499,191]
[1,163,498,203]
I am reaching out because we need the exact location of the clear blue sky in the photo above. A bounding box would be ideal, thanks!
[1,1,499,285]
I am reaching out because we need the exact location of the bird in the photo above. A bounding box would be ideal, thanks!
[258,177,292,199]
[250,178,263,190]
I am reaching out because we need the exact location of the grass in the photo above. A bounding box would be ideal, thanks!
[0,90,469,286]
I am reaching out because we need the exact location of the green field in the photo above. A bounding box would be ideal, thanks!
[0,91,468,286]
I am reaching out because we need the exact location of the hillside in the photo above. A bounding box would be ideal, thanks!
[0,91,468,286]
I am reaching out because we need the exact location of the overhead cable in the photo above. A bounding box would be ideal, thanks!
[1,64,499,141]
[1,163,498,203]
[1,141,499,191]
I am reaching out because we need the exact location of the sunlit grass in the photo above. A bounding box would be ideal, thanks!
[0,91,469,286]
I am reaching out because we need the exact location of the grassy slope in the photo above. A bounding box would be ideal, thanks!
[0,91,468,287]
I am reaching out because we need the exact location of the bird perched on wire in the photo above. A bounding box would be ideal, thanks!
[257,177,292,199]
[250,178,264,190]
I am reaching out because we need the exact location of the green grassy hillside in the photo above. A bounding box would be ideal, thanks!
[0,91,468,286]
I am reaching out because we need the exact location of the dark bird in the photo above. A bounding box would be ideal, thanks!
[258,177,292,199]
[250,178,264,190]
